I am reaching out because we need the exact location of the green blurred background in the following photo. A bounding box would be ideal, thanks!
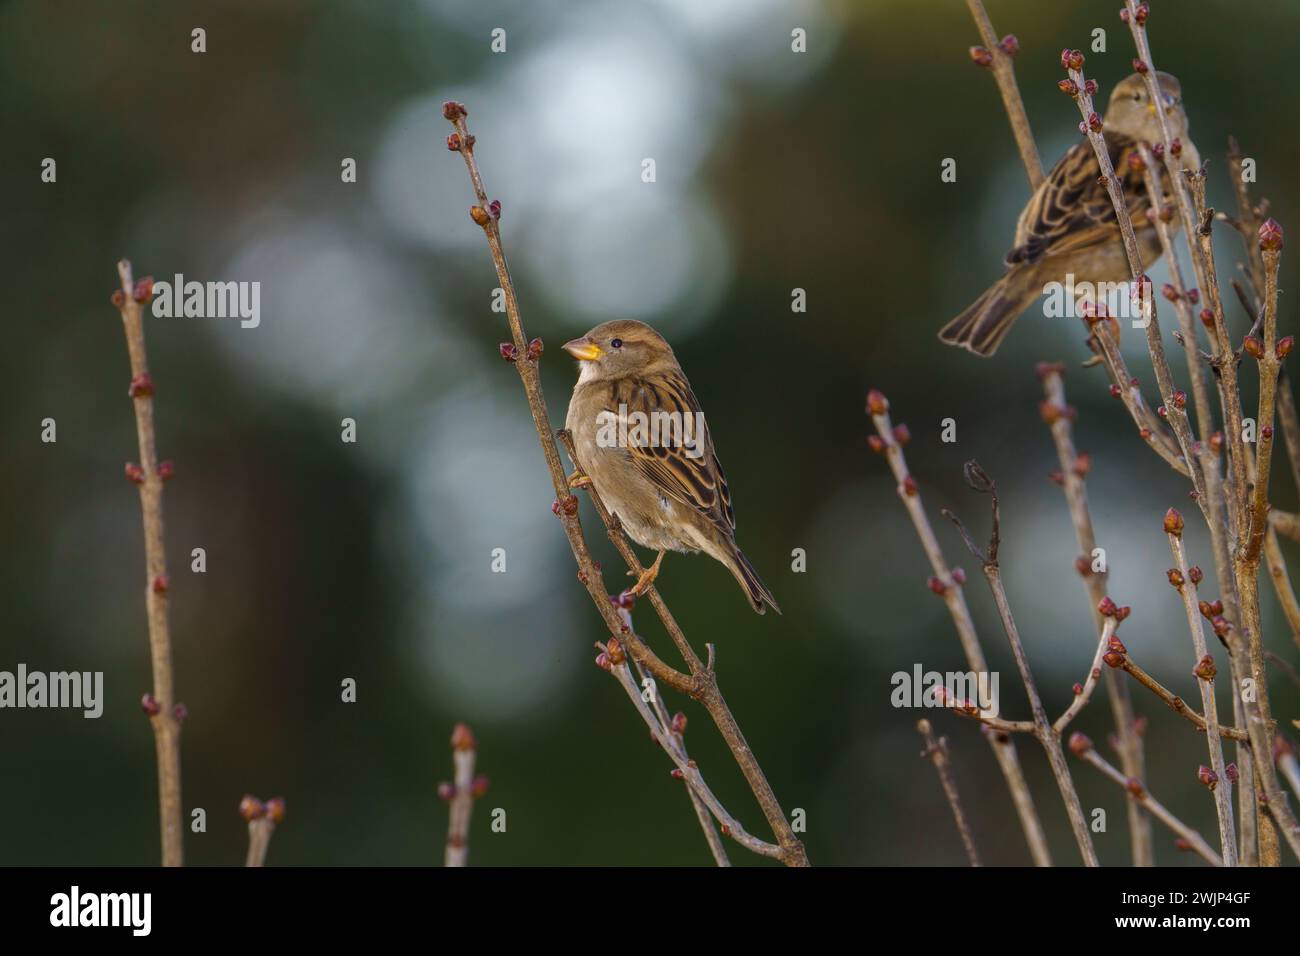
[2,0,1298,866]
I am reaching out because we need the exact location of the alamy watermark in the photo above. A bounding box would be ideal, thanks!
[890,664,1000,718]
[595,405,707,459]
[0,664,102,718]
[1042,273,1154,327]
[151,273,260,328]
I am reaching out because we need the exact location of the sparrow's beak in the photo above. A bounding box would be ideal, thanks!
[563,336,603,361]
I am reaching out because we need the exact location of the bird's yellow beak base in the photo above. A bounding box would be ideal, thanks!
[563,337,603,361]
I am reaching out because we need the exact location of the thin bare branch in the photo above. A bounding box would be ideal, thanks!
[112,260,183,868]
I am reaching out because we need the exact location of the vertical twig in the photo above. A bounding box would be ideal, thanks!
[112,260,183,868]
[916,720,981,866]
[441,723,485,867]
[1165,517,1239,865]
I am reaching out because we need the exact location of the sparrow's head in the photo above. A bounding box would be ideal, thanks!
[563,319,678,381]
[1105,71,1189,143]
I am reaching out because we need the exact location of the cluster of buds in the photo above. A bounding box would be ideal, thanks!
[1102,633,1128,668]
[141,693,186,722]
[551,494,578,518]
[446,132,475,152]
[1059,48,1085,71]
[1120,3,1150,26]
[1097,595,1132,623]
[240,795,286,823]
[1197,598,1224,620]
[442,101,467,122]
[1081,112,1104,135]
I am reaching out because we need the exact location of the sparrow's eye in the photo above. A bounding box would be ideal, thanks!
[610,338,623,349]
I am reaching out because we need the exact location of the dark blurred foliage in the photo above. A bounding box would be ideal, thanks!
[1,0,1297,866]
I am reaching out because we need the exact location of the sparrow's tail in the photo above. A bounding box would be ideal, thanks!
[728,547,781,615]
[938,272,1039,358]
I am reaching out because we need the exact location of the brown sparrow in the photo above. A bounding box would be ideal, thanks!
[562,320,780,614]
[940,71,1198,357]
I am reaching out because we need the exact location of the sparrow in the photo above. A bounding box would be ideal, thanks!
[939,71,1199,357]
[562,319,780,614]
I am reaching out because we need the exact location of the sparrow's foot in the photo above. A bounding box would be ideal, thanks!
[566,469,593,490]
[627,550,666,597]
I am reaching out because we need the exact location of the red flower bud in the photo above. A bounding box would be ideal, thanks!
[867,435,885,454]
[125,462,145,484]
[499,342,518,362]
[1084,79,1098,96]
[1278,336,1295,359]
[1058,79,1079,97]
[1109,383,1122,398]
[526,337,544,361]
[951,568,966,585]
[1163,508,1184,536]
[1244,336,1265,359]
[442,101,467,121]
[902,475,918,496]
[1259,218,1284,251]
[928,576,946,595]
[1197,765,1218,791]
[1098,596,1118,617]
[1167,568,1184,588]
[437,781,455,801]
[239,795,267,821]
[1194,655,1217,681]
[141,693,161,716]
[1132,58,1148,74]
[866,389,889,415]
[1134,3,1150,26]
[999,34,1019,56]
[1068,732,1093,756]
[128,373,155,398]
[173,702,188,723]
[471,775,490,798]
[451,722,476,751]
[1188,566,1203,585]
[152,575,169,594]
[969,46,993,67]
[671,712,688,734]
[892,424,911,445]
[446,133,462,151]
[265,797,286,823]
[1125,778,1145,798]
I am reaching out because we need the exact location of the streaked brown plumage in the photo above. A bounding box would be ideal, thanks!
[940,71,1199,357]
[563,319,779,614]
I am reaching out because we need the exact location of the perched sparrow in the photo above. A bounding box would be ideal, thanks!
[939,71,1199,357]
[562,320,780,614]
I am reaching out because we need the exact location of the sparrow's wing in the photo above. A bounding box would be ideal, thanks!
[1006,133,1148,266]
[612,371,737,539]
